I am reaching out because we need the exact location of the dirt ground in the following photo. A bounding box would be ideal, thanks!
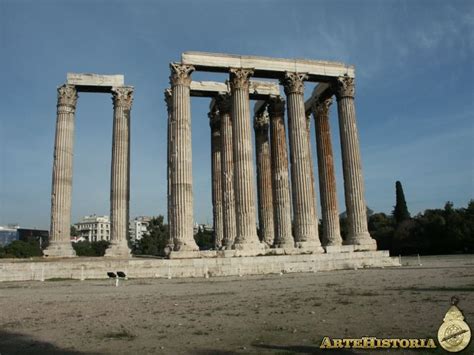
[0,255,473,355]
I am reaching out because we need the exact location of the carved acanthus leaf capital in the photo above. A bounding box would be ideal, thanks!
[208,106,221,131]
[254,110,270,132]
[267,96,285,117]
[281,72,308,95]
[169,63,195,87]
[229,68,254,90]
[312,97,333,118]
[164,89,172,110]
[215,93,232,115]
[334,76,355,99]
[57,84,78,107]
[112,86,134,109]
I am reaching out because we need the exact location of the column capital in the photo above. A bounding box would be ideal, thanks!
[229,68,254,90]
[254,110,270,132]
[312,97,333,117]
[208,107,221,131]
[281,72,308,95]
[57,84,78,107]
[112,86,134,109]
[333,76,355,99]
[164,88,172,110]
[267,96,285,117]
[170,62,195,87]
[215,93,232,115]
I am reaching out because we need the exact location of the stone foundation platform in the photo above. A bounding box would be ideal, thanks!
[0,250,399,282]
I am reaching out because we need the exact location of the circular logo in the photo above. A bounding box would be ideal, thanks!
[438,319,471,352]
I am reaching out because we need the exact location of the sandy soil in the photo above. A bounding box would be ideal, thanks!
[0,255,473,354]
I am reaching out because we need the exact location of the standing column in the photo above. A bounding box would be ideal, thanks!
[306,114,319,233]
[169,63,199,252]
[334,76,376,250]
[268,96,294,248]
[313,97,343,246]
[229,68,264,253]
[216,94,237,249]
[165,89,174,251]
[254,109,274,247]
[45,84,78,257]
[209,106,224,249]
[106,86,133,257]
[281,72,323,253]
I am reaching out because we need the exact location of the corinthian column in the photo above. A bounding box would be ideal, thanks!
[209,106,224,249]
[229,68,264,253]
[268,96,294,248]
[169,63,199,251]
[106,86,133,257]
[216,94,237,249]
[313,97,342,246]
[165,89,174,251]
[306,115,319,231]
[45,84,78,257]
[281,72,323,253]
[254,109,274,247]
[334,76,376,250]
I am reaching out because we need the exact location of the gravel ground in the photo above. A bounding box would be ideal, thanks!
[0,254,473,354]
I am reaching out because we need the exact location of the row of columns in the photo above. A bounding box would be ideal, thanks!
[167,63,376,254]
[45,84,133,257]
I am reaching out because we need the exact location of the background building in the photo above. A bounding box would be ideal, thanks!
[74,215,110,242]
[0,224,19,246]
[129,216,151,243]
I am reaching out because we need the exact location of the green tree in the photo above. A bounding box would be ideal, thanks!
[195,228,213,250]
[133,216,169,256]
[392,181,410,224]
[368,213,395,251]
[70,225,79,237]
[2,240,42,258]
[72,240,110,256]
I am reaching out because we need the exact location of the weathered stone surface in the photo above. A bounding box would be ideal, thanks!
[169,63,199,251]
[254,109,274,247]
[216,94,237,249]
[106,86,133,257]
[229,68,264,254]
[334,76,376,251]
[268,96,294,248]
[182,52,355,81]
[313,97,343,246]
[44,84,78,258]
[281,72,323,253]
[190,80,280,99]
[67,73,124,88]
[165,89,174,250]
[304,82,331,114]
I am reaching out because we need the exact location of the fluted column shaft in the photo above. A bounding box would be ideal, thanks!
[165,89,174,251]
[45,84,77,257]
[254,109,274,247]
[106,86,133,257]
[217,94,237,249]
[268,97,294,248]
[313,97,342,246]
[282,72,323,252]
[209,108,224,249]
[334,76,376,250]
[229,68,263,252]
[306,115,319,230]
[169,63,199,251]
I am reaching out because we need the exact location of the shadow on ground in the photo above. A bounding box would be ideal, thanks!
[252,343,357,354]
[0,330,100,355]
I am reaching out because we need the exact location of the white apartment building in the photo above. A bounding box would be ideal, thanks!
[74,215,110,242]
[129,216,151,243]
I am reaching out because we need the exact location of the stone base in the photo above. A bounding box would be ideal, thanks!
[169,250,220,259]
[324,245,355,254]
[295,241,325,254]
[344,233,377,251]
[104,243,131,258]
[43,242,76,258]
[268,247,299,255]
[232,241,266,257]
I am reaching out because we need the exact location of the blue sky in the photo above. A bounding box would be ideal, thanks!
[0,0,473,229]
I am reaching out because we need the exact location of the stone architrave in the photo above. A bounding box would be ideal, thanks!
[169,63,199,252]
[44,84,78,257]
[229,68,264,253]
[281,72,323,253]
[334,76,376,250]
[209,107,224,249]
[216,94,237,249]
[313,97,343,246]
[268,96,294,248]
[254,109,274,247]
[164,89,174,251]
[106,86,133,257]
